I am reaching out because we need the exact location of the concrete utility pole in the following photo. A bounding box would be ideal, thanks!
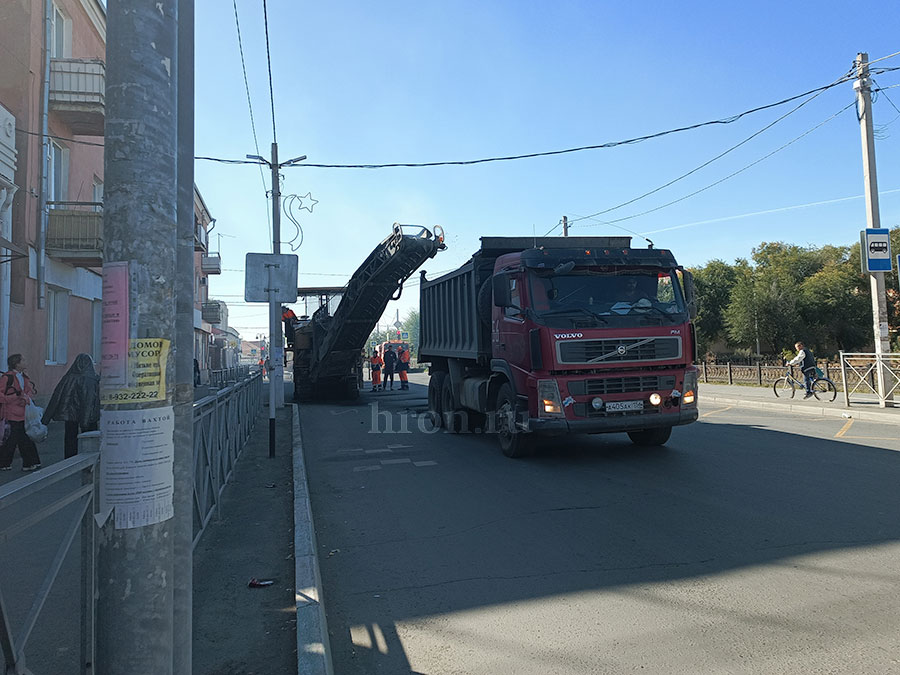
[562,215,568,237]
[854,52,893,407]
[173,0,195,671]
[270,142,284,408]
[247,146,305,410]
[97,0,179,671]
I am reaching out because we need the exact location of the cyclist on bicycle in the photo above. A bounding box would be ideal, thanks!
[787,341,816,399]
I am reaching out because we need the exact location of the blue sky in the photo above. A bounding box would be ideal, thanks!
[194,1,900,336]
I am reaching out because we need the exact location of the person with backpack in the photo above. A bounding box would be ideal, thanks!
[41,353,101,458]
[0,353,42,471]
[787,341,817,399]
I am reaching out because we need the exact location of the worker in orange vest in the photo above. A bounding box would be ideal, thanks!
[369,349,383,392]
[397,345,411,390]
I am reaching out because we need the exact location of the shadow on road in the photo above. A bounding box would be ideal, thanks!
[302,382,900,674]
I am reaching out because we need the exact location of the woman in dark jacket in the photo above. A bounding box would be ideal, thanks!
[42,353,100,458]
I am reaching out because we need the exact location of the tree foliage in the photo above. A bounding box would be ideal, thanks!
[692,226,900,357]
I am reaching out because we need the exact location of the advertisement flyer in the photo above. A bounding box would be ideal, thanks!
[99,406,175,529]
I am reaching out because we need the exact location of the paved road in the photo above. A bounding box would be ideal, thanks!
[301,373,900,674]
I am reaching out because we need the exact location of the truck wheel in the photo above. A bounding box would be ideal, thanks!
[495,383,533,458]
[627,427,672,447]
[428,371,447,429]
[441,376,465,433]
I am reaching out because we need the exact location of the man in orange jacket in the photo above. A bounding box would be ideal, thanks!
[397,345,411,390]
[369,349,383,392]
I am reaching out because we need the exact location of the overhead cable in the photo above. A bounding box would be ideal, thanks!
[232,0,272,238]
[577,100,856,230]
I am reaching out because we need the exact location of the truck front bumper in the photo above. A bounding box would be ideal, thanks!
[526,408,698,434]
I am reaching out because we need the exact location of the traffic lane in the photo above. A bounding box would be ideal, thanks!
[302,384,900,674]
[698,401,900,450]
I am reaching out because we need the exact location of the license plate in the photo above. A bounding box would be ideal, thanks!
[605,400,644,412]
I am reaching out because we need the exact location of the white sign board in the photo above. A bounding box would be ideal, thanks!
[244,253,299,302]
[862,229,892,272]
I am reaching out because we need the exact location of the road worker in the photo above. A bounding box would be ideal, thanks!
[369,349,383,391]
[397,344,411,390]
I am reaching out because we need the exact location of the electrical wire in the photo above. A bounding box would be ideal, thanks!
[232,0,272,240]
[577,100,856,230]
[261,0,277,144]
[557,71,850,232]
[287,73,861,169]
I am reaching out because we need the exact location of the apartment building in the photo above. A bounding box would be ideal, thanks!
[0,0,224,394]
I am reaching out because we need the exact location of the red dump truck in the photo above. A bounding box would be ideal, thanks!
[418,236,699,457]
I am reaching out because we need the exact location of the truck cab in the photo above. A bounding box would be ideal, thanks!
[419,237,699,457]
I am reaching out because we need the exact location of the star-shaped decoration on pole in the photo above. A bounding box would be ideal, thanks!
[298,193,318,213]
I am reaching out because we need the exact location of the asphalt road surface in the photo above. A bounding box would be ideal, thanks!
[301,373,900,675]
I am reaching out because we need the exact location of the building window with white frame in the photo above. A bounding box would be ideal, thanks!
[48,141,69,206]
[47,286,69,365]
[50,4,72,59]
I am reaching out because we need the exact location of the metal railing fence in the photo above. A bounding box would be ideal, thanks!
[700,357,900,407]
[839,352,900,407]
[192,371,263,547]
[208,365,250,390]
[0,370,263,674]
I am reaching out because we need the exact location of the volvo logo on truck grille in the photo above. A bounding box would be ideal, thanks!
[616,345,627,355]
[554,332,584,339]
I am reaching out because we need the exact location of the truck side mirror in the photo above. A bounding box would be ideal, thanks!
[682,270,698,320]
[492,273,511,307]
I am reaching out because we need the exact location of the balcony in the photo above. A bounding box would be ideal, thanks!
[49,58,105,136]
[202,302,223,324]
[46,201,102,267]
[201,253,221,274]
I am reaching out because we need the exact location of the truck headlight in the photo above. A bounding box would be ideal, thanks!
[538,379,564,417]
[591,397,604,410]
[649,392,662,406]
[683,370,698,406]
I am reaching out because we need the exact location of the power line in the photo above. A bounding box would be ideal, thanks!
[285,72,862,169]
[557,72,847,232]
[261,0,277,144]
[232,0,272,240]
[577,100,856,231]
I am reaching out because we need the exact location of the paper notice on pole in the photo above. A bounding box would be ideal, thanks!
[101,262,130,386]
[100,338,169,404]
[99,406,175,529]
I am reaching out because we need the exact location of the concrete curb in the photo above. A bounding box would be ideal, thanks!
[292,404,334,675]
[702,394,900,426]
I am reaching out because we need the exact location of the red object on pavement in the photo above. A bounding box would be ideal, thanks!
[248,578,275,588]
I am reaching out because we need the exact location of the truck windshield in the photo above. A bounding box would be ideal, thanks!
[527,269,686,326]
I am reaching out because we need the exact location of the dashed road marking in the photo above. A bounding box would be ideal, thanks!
[835,418,854,438]
[413,461,438,467]
[365,448,393,454]
[380,458,411,465]
[701,405,734,418]
[353,465,381,472]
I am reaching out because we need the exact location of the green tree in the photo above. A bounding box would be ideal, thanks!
[725,264,802,355]
[690,259,738,355]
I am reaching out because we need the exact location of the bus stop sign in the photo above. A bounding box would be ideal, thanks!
[861,229,892,272]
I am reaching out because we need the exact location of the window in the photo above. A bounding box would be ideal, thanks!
[92,178,103,211]
[505,277,522,318]
[50,4,71,58]
[48,141,68,205]
[47,287,69,364]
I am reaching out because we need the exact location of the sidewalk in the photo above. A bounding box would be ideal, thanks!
[192,405,297,675]
[700,382,900,425]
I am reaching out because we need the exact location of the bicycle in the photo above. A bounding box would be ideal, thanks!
[772,367,837,402]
